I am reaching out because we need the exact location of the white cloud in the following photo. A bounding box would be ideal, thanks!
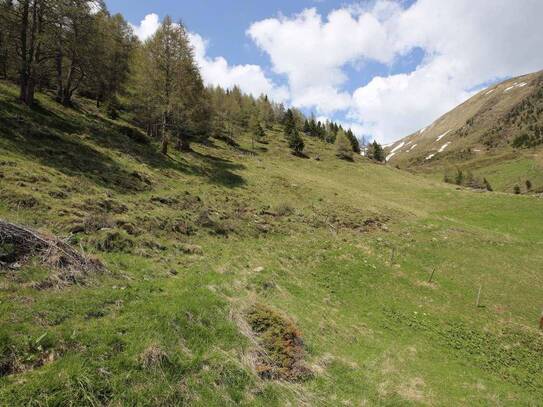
[130,13,161,41]
[247,6,399,114]
[248,1,543,142]
[188,33,289,102]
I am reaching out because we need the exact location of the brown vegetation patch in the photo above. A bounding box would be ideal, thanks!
[245,303,312,381]
[139,344,170,370]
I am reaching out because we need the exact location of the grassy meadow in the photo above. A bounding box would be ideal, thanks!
[1,81,543,406]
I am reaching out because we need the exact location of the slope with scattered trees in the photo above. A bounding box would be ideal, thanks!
[1,3,542,406]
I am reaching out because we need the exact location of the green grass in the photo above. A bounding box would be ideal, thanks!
[1,80,543,405]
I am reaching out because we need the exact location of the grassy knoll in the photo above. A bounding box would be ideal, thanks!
[1,81,542,405]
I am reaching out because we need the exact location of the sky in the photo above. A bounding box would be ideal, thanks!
[105,0,543,144]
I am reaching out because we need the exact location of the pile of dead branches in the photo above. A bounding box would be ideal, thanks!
[0,219,104,286]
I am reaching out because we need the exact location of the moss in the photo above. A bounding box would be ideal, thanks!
[246,303,312,381]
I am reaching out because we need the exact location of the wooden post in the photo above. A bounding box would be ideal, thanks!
[428,268,436,283]
[539,310,543,330]
[390,247,396,264]
[476,285,482,307]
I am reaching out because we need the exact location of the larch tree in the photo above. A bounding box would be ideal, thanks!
[336,129,353,160]
[131,16,209,154]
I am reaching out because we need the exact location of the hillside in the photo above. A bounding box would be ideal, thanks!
[1,81,543,405]
[386,70,543,193]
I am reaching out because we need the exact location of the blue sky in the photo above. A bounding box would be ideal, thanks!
[105,0,543,143]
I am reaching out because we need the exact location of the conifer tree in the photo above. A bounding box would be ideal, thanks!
[284,109,304,155]
[345,129,361,153]
[368,141,385,162]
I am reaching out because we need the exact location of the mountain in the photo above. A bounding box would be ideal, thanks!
[386,70,543,192]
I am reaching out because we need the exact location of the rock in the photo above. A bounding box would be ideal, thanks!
[254,266,264,273]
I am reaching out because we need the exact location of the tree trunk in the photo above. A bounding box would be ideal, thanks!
[179,134,190,151]
[160,113,168,155]
[55,48,63,102]
[61,57,75,106]
[19,0,30,104]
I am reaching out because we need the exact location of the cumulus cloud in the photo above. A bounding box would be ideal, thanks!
[130,14,288,102]
[130,13,161,41]
[247,6,399,114]
[248,0,543,142]
[189,33,288,102]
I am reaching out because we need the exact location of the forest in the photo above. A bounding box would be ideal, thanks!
[0,0,376,158]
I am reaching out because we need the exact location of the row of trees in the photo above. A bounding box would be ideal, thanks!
[302,118,360,154]
[0,0,136,106]
[1,3,376,157]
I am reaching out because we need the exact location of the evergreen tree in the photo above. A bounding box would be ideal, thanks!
[345,129,360,153]
[368,141,385,162]
[303,119,311,134]
[284,109,304,155]
[255,123,265,141]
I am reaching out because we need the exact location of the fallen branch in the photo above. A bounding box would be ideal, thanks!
[0,219,104,286]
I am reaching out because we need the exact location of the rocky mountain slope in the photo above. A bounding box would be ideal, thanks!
[386,70,543,192]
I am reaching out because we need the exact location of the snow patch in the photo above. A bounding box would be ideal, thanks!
[438,142,451,153]
[485,89,494,95]
[408,144,418,152]
[390,141,405,154]
[504,82,528,92]
[386,152,396,162]
[436,130,451,142]
[425,153,436,160]
[419,127,427,134]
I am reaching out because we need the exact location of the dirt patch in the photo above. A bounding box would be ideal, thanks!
[244,303,312,381]
[397,377,428,403]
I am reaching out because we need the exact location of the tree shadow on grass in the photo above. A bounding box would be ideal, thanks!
[0,98,179,193]
[0,95,246,191]
[190,150,246,188]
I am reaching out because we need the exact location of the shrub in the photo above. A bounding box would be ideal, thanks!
[287,131,305,155]
[335,129,353,160]
[484,178,493,191]
[526,180,532,191]
[514,185,521,194]
[455,169,464,185]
